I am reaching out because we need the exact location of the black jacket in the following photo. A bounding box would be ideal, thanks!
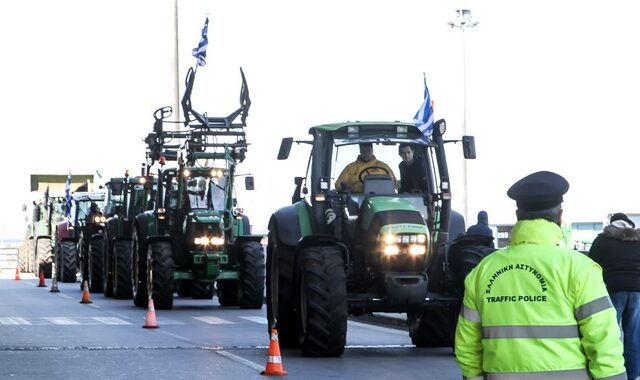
[588,225,640,293]
[398,160,427,193]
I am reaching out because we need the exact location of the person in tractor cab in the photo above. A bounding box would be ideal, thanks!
[85,202,100,225]
[334,143,396,193]
[397,143,427,193]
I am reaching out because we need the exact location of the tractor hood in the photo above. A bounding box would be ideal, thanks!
[359,196,428,235]
[189,209,222,224]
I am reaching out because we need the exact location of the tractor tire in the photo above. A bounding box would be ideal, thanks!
[266,230,299,348]
[132,228,148,308]
[148,241,174,310]
[36,238,53,278]
[88,237,104,293]
[238,241,265,309]
[297,245,347,357]
[102,238,114,297]
[79,235,90,290]
[59,241,78,283]
[408,307,458,348]
[217,280,240,306]
[191,282,215,299]
[17,238,29,273]
[113,240,133,299]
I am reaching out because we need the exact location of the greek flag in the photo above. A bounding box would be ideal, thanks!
[413,73,434,137]
[64,172,72,217]
[192,17,209,67]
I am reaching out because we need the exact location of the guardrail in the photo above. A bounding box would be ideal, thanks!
[0,248,18,270]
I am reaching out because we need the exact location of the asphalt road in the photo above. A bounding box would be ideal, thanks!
[0,273,462,380]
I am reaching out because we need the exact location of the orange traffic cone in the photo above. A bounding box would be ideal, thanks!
[37,270,46,287]
[261,329,288,376]
[143,297,159,329]
[14,266,21,280]
[79,280,92,304]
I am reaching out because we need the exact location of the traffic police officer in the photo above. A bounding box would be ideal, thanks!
[455,171,626,380]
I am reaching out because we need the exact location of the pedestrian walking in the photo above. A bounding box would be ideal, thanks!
[589,212,640,380]
[455,170,626,379]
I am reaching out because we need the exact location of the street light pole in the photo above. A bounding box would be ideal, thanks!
[448,9,478,225]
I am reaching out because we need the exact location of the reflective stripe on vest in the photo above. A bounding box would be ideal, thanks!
[574,295,613,321]
[483,369,627,380]
[461,305,481,323]
[482,325,579,339]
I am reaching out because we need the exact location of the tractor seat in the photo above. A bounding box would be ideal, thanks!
[362,175,396,195]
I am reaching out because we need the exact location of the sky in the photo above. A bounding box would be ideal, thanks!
[1,0,640,240]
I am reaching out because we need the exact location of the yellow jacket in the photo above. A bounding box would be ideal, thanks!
[334,156,396,193]
[455,219,626,380]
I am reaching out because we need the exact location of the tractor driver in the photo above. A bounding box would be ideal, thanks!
[335,143,396,193]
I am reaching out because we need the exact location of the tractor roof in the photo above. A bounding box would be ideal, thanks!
[310,121,435,146]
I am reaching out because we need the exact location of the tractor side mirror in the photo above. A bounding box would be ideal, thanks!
[462,135,476,159]
[245,176,255,190]
[277,138,293,160]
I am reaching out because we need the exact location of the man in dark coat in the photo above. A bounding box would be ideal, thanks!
[467,211,493,236]
[589,212,640,380]
[398,143,427,193]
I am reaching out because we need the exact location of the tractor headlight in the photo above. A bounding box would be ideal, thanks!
[92,215,107,224]
[383,244,400,256]
[194,236,225,246]
[409,244,426,256]
[380,233,427,256]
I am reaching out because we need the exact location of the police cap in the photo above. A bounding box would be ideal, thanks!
[507,171,569,211]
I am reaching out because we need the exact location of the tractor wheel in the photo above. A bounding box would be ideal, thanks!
[266,230,298,348]
[88,237,104,293]
[132,228,148,308]
[238,241,265,309]
[217,280,240,306]
[79,235,90,290]
[191,282,215,299]
[102,237,114,297]
[408,306,458,348]
[60,241,78,283]
[148,241,174,310]
[17,237,29,273]
[36,238,53,278]
[113,240,133,299]
[297,245,347,357]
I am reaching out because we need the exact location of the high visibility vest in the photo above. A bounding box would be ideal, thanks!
[455,219,626,380]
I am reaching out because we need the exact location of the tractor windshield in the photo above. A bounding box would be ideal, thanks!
[73,200,105,227]
[330,141,434,222]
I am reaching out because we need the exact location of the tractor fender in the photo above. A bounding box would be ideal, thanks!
[105,216,132,241]
[268,202,314,247]
[56,221,74,241]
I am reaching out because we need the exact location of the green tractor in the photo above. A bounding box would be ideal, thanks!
[102,173,156,299]
[267,120,481,357]
[131,66,264,310]
[22,174,94,278]
[54,191,106,287]
[25,194,65,278]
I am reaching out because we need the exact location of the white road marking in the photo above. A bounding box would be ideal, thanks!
[217,350,265,371]
[45,317,79,325]
[193,316,234,324]
[0,317,31,325]
[239,316,267,324]
[92,317,131,325]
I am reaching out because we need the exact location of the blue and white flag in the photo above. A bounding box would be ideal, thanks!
[64,172,72,217]
[413,73,434,137]
[192,17,209,67]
